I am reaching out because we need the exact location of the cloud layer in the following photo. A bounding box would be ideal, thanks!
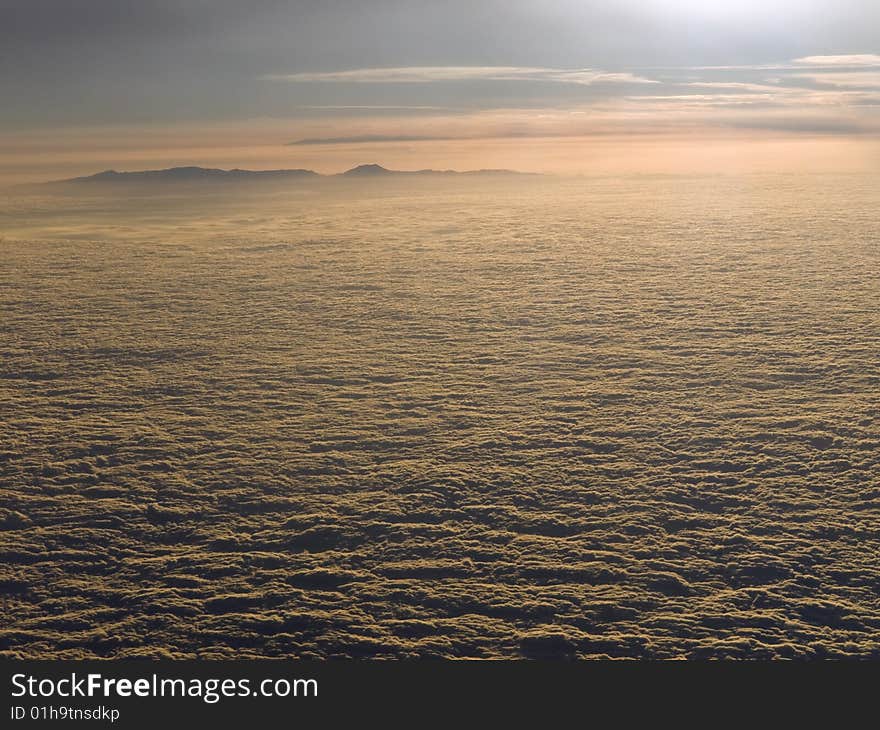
[3,174,880,658]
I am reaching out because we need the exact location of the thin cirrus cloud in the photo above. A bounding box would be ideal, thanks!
[265,52,880,146]
[681,81,791,93]
[793,54,880,66]
[670,55,880,72]
[263,66,658,85]
[791,72,880,88]
[289,134,457,146]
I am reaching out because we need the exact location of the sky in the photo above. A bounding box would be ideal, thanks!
[1,0,879,181]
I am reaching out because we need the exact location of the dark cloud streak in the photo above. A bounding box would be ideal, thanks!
[289,134,456,146]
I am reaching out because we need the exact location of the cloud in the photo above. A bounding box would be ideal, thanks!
[631,94,779,107]
[682,81,789,93]
[724,116,873,135]
[669,55,880,73]
[791,72,880,89]
[289,134,456,146]
[303,105,448,111]
[793,54,880,67]
[264,66,657,86]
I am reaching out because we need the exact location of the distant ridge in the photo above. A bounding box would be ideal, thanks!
[60,166,320,184]
[49,164,534,185]
[339,163,529,177]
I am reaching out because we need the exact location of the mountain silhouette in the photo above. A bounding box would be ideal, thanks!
[48,164,534,185]
[340,163,394,177]
[61,166,320,184]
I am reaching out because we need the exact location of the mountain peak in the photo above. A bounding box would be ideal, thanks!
[341,164,392,177]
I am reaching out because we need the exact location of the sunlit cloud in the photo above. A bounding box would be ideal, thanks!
[793,54,880,67]
[264,66,658,85]
[668,55,880,72]
[681,81,790,93]
[791,72,880,88]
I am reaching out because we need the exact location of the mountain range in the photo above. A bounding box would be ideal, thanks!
[52,164,531,185]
